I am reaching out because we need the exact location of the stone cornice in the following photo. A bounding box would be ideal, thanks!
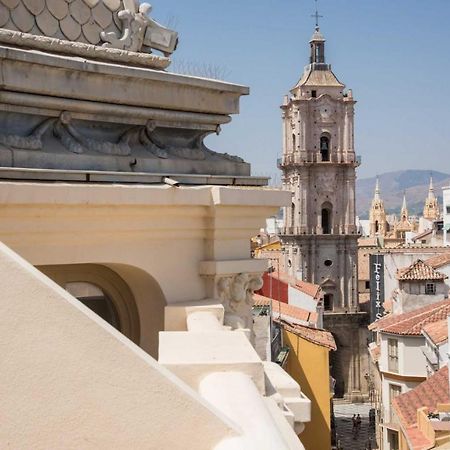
[0,28,170,69]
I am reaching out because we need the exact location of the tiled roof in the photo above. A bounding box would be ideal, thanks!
[278,319,337,351]
[393,365,449,427]
[397,259,447,281]
[253,294,318,325]
[267,271,322,300]
[369,299,450,336]
[422,319,448,346]
[425,252,450,269]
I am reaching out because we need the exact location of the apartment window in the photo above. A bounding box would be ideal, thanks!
[447,206,450,214]
[311,90,317,98]
[389,384,402,423]
[388,338,399,373]
[387,430,399,450]
[365,281,370,290]
[425,283,436,295]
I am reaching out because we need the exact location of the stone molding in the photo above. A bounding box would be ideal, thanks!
[0,28,170,69]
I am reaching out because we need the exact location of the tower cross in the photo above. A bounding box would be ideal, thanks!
[311,0,323,29]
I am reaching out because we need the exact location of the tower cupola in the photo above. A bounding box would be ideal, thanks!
[310,27,326,65]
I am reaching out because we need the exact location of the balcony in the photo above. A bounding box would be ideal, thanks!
[277,152,362,167]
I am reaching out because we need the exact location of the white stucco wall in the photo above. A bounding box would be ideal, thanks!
[0,242,239,449]
[288,285,317,312]
[0,182,290,358]
[379,333,426,377]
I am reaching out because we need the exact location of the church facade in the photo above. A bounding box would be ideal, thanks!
[279,25,368,398]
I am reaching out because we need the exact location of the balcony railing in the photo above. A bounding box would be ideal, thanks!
[278,152,362,167]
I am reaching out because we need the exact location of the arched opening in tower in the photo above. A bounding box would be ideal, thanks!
[320,135,330,161]
[324,293,333,311]
[321,203,332,234]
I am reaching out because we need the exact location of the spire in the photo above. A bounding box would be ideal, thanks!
[428,175,435,199]
[401,192,408,220]
[374,177,381,201]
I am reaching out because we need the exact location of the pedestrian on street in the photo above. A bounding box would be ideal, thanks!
[356,414,362,431]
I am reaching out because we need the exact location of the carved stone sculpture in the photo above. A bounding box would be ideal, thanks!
[217,273,263,331]
[100,1,178,55]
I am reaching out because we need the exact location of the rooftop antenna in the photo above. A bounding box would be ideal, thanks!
[311,0,323,29]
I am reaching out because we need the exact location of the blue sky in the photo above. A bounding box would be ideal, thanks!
[151,0,450,181]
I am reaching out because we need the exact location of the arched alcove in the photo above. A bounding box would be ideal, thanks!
[321,202,333,234]
[38,264,141,344]
[320,134,330,161]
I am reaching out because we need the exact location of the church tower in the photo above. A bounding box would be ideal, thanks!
[280,25,358,313]
[423,176,440,220]
[369,178,388,237]
[279,23,367,398]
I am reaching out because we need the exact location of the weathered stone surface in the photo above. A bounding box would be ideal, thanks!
[10,2,34,31]
[69,0,90,25]
[23,0,45,16]
[0,4,9,25]
[59,14,81,40]
[36,7,57,36]
[46,0,68,20]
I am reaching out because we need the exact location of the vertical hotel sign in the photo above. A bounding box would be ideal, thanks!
[370,254,385,322]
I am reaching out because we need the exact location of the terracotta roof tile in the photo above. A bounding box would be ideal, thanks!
[253,294,318,325]
[422,319,448,346]
[369,299,450,336]
[277,319,337,351]
[403,426,433,450]
[393,366,449,428]
[268,272,322,300]
[397,259,447,281]
[425,252,450,269]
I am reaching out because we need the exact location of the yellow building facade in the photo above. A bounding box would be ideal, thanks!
[283,326,336,450]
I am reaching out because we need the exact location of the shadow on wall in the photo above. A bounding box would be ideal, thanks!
[38,263,166,358]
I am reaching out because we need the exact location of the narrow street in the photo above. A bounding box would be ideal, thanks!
[334,403,378,450]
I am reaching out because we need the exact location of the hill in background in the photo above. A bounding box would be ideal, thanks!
[356,170,450,219]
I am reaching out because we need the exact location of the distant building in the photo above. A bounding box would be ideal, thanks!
[369,299,450,449]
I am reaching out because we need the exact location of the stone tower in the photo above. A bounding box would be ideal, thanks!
[369,178,388,237]
[279,26,368,399]
[423,177,440,221]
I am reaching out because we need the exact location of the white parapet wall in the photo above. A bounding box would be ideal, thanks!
[0,242,240,449]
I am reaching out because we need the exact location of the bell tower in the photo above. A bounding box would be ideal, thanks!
[280,25,359,312]
[279,23,368,399]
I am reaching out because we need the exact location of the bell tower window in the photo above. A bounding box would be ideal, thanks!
[324,293,333,311]
[320,135,330,161]
[321,202,332,234]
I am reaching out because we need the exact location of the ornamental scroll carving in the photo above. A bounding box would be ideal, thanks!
[0,113,241,162]
[101,1,178,55]
[217,273,263,331]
